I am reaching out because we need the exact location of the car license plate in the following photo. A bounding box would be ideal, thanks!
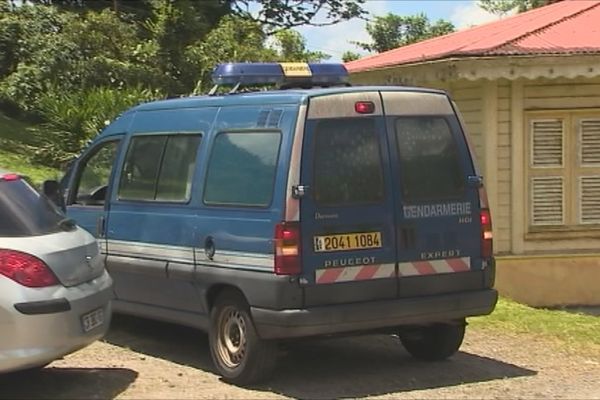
[314,232,382,252]
[81,308,104,332]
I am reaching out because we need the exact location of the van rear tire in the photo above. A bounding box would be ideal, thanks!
[209,290,278,385]
[399,322,465,361]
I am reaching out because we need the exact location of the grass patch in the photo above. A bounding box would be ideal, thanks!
[0,112,35,144]
[0,149,60,184]
[0,111,59,184]
[470,297,600,352]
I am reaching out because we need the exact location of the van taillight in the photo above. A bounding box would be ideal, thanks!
[480,209,493,259]
[274,222,301,275]
[0,249,58,287]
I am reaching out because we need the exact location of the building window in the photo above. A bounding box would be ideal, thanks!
[527,112,600,230]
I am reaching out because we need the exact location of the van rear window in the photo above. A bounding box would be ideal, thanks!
[204,132,281,207]
[395,117,464,202]
[313,118,384,206]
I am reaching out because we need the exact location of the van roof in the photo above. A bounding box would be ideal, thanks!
[131,86,447,112]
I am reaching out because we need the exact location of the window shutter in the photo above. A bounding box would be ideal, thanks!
[531,176,564,225]
[580,176,600,224]
[531,120,563,167]
[580,119,600,166]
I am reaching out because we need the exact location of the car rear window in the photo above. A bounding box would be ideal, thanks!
[313,118,385,206]
[395,117,464,202]
[0,178,65,237]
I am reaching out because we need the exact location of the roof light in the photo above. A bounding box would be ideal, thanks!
[211,62,349,89]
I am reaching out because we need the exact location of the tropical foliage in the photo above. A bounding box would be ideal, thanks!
[0,0,354,167]
[478,0,552,14]
[354,13,455,53]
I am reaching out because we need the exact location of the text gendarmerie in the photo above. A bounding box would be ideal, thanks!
[403,202,471,219]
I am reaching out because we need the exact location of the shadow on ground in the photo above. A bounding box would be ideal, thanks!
[105,314,537,399]
[0,367,137,400]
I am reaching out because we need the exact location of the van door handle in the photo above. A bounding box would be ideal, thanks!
[96,216,106,238]
[204,236,215,260]
[467,175,484,188]
[399,227,416,249]
[292,184,310,199]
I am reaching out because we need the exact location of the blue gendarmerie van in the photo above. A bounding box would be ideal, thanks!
[53,62,497,384]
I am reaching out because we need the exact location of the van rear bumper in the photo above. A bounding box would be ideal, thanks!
[251,289,498,339]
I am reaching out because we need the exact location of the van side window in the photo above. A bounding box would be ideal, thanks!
[204,132,281,207]
[395,117,464,202]
[73,140,120,206]
[118,135,201,202]
[313,118,384,206]
[156,135,202,201]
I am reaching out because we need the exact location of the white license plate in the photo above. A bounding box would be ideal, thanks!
[81,308,104,332]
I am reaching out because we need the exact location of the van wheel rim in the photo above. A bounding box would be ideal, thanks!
[217,306,247,368]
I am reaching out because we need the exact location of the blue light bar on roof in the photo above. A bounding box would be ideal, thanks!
[211,62,348,87]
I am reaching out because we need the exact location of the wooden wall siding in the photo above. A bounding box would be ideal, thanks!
[447,82,485,163]
[524,77,600,110]
[496,80,512,253]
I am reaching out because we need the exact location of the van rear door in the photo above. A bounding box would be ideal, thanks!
[298,92,398,306]
[381,91,484,297]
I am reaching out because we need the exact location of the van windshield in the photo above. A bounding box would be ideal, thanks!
[0,178,66,237]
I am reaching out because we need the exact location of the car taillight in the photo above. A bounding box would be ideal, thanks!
[274,222,301,275]
[0,173,20,182]
[0,249,59,287]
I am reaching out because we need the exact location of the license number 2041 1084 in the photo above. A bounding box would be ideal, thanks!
[314,232,381,252]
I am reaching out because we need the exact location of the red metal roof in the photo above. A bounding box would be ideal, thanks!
[346,0,600,73]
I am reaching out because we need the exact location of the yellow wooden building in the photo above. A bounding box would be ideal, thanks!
[346,0,600,306]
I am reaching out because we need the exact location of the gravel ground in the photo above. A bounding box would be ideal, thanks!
[1,314,599,399]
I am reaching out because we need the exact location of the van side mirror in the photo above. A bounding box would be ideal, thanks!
[42,179,66,213]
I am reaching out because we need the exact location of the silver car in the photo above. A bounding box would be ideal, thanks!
[0,170,112,373]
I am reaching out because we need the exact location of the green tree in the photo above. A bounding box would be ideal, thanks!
[271,30,329,62]
[342,51,361,62]
[141,0,228,95]
[25,0,367,32]
[186,15,278,93]
[230,0,367,33]
[355,13,455,53]
[478,0,551,14]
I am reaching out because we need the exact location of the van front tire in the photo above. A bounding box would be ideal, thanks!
[209,290,278,385]
[399,322,465,361]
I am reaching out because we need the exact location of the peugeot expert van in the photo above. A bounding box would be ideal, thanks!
[54,63,497,384]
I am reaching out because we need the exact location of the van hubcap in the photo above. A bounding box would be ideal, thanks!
[217,306,247,368]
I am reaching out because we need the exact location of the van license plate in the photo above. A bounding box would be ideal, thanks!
[314,232,382,252]
[81,308,104,332]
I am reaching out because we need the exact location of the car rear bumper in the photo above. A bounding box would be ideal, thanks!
[0,271,113,373]
[252,289,498,339]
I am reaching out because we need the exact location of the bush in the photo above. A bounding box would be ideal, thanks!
[30,86,161,167]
